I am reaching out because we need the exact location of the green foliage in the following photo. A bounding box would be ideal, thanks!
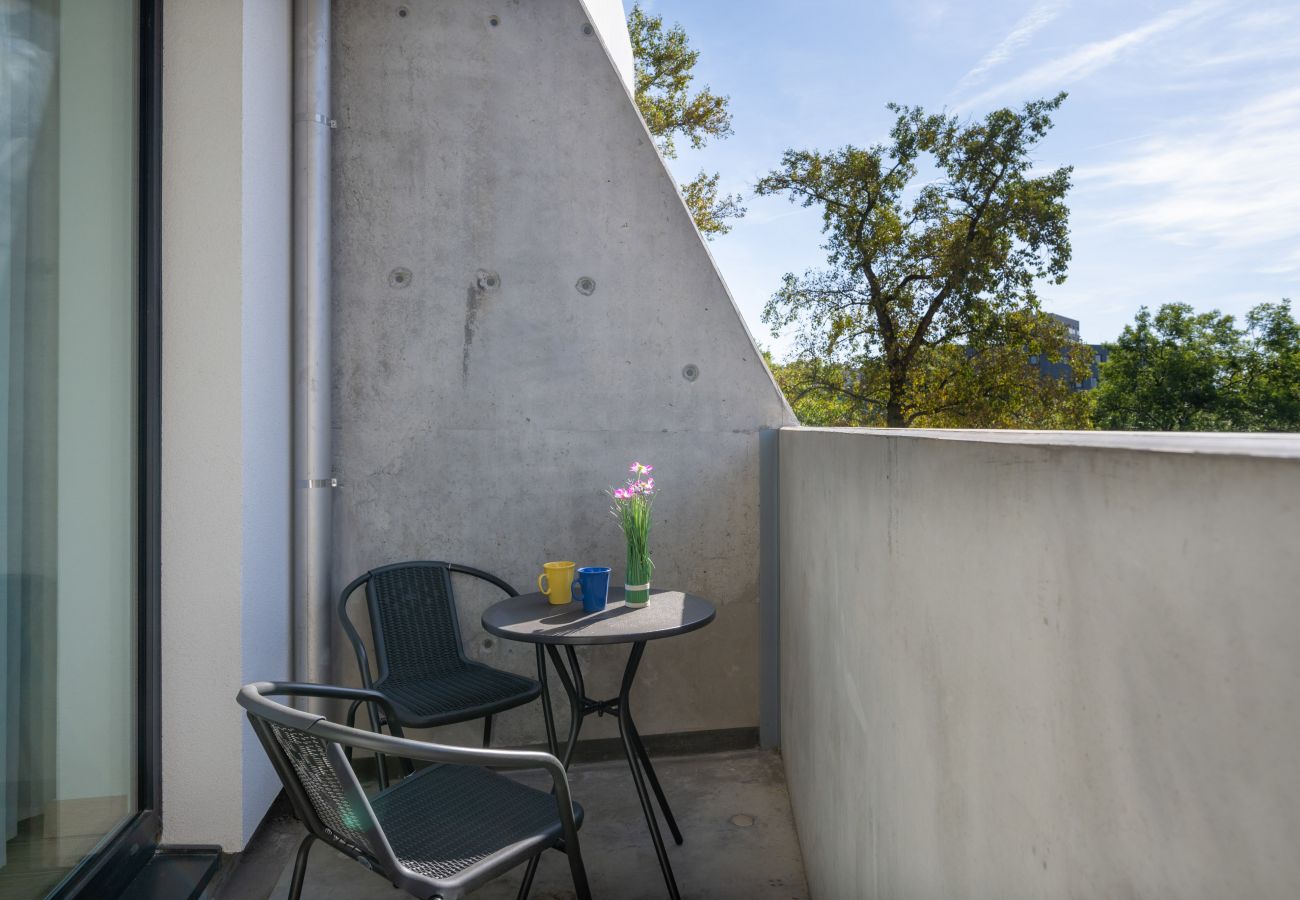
[1243,301,1300,429]
[771,311,1094,428]
[628,3,732,158]
[1094,300,1300,431]
[757,94,1076,426]
[628,3,744,238]
[768,356,863,426]
[680,170,746,238]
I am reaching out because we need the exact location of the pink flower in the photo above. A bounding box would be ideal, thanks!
[644,477,655,492]
[629,461,654,476]
[613,488,629,500]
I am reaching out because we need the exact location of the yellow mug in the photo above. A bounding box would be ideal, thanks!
[538,561,576,605]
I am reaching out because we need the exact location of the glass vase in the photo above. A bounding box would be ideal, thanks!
[624,546,652,607]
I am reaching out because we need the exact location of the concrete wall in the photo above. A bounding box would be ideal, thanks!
[778,428,1300,899]
[331,0,793,746]
[161,0,291,850]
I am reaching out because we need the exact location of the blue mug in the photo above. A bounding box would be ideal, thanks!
[571,566,611,614]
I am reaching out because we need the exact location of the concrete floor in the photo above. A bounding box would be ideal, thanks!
[255,750,806,900]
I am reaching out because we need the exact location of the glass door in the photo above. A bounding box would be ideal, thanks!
[1,0,149,896]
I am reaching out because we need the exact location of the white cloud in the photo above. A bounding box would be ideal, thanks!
[894,0,951,30]
[955,1,1221,109]
[1074,84,1300,268]
[953,0,1069,93]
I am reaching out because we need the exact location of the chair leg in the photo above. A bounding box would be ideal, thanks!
[289,833,315,900]
[483,714,494,748]
[565,841,593,900]
[515,855,540,900]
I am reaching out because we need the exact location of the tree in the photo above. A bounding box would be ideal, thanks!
[1094,300,1300,431]
[767,356,862,427]
[1241,300,1300,430]
[757,94,1075,426]
[678,170,746,239]
[628,3,745,238]
[771,311,1094,428]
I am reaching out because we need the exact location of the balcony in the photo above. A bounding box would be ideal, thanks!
[205,428,1300,899]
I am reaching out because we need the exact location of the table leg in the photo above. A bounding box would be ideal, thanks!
[618,641,681,900]
[545,644,583,769]
[515,856,540,900]
[565,646,585,709]
[537,645,558,758]
[626,711,684,845]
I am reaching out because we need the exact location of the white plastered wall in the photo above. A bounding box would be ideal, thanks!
[160,0,292,850]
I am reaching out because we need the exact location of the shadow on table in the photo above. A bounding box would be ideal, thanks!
[535,603,646,636]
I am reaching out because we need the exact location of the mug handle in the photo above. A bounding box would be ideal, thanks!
[572,577,583,602]
[538,572,549,594]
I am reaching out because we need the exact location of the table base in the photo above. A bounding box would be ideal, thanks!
[528,641,684,900]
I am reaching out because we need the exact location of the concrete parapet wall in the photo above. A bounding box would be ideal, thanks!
[779,428,1300,899]
[331,0,792,746]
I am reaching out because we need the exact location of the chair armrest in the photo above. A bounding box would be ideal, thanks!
[310,718,557,772]
[258,681,402,731]
[309,718,578,817]
[448,562,520,597]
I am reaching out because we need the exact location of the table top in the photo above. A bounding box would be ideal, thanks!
[481,588,716,646]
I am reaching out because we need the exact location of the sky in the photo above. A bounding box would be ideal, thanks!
[626,0,1300,356]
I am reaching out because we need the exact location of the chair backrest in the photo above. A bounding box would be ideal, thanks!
[238,684,399,872]
[365,562,466,682]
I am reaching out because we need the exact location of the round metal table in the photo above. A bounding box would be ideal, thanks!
[482,588,715,900]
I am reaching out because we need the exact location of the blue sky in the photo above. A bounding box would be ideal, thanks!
[627,0,1300,356]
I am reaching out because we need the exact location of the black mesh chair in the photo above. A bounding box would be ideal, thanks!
[238,682,590,900]
[339,561,541,786]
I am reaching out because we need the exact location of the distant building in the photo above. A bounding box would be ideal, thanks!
[1030,314,1109,391]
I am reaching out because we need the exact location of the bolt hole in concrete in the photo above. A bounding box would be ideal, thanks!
[489,15,499,26]
[582,22,593,35]
[682,363,700,382]
[476,270,501,292]
[575,276,596,295]
[730,814,756,828]
[388,268,411,288]
[397,5,408,17]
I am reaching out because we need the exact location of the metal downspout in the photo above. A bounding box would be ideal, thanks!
[292,0,333,709]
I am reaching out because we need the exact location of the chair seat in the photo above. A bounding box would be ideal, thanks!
[375,663,541,728]
[372,763,582,889]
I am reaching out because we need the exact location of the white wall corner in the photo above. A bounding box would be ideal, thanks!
[161,0,294,852]
[238,0,293,846]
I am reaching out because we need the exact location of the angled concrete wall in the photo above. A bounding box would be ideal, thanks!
[331,0,793,746]
[780,428,1300,899]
